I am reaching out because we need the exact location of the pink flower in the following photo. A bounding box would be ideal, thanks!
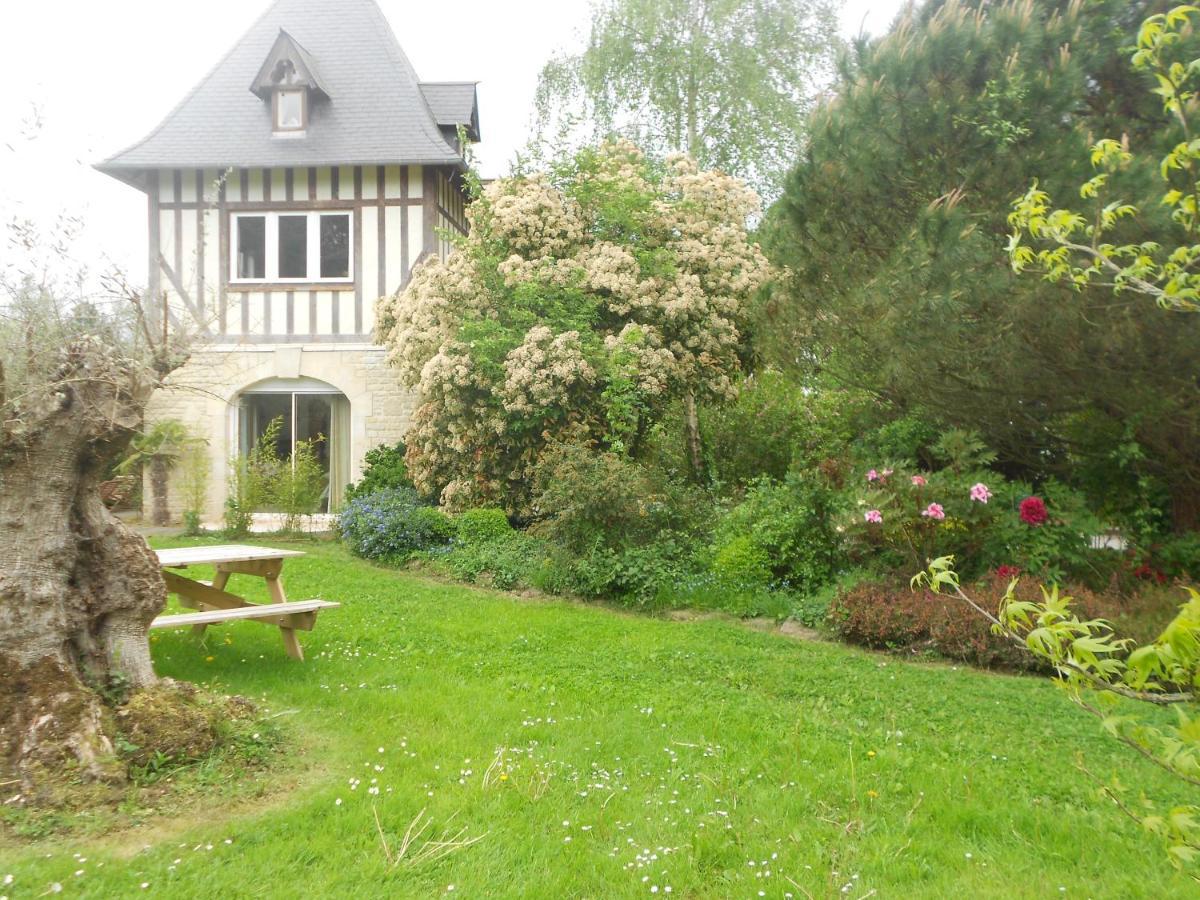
[866,469,879,482]
[969,482,992,504]
[911,475,926,487]
[921,502,945,520]
[881,468,894,478]
[864,509,882,524]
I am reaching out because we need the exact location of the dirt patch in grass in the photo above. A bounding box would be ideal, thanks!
[0,683,293,843]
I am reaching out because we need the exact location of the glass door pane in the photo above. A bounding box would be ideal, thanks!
[240,393,292,457]
[295,394,332,512]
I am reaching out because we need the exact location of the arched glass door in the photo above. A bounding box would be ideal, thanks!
[237,377,351,511]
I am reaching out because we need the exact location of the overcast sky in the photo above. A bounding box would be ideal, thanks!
[0,0,909,284]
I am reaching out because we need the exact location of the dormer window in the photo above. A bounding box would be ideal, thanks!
[274,89,306,132]
[252,29,328,138]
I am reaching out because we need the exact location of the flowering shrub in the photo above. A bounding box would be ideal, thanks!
[848,434,1098,581]
[337,488,456,562]
[377,139,771,514]
[1019,495,1048,525]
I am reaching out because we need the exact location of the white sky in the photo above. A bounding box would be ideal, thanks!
[0,0,909,285]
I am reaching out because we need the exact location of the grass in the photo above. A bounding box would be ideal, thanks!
[1,538,1195,898]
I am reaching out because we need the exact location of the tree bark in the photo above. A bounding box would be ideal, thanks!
[1171,482,1200,533]
[683,391,705,483]
[150,456,170,527]
[0,339,166,795]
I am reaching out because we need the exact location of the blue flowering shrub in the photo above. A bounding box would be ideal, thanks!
[337,487,456,562]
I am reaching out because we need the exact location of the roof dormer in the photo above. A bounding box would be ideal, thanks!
[251,30,328,136]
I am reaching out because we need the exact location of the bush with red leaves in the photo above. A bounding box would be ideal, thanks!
[828,575,1171,672]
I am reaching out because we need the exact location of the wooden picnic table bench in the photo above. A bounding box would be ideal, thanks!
[153,544,339,661]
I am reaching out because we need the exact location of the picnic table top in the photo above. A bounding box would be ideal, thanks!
[155,544,307,568]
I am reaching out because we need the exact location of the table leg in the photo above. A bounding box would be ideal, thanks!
[192,569,231,638]
[264,563,303,661]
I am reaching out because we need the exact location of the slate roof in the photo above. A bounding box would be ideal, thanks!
[420,83,481,142]
[250,30,328,100]
[97,0,477,187]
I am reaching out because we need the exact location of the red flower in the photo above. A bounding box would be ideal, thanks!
[995,565,1021,580]
[1019,496,1048,526]
[1133,564,1167,584]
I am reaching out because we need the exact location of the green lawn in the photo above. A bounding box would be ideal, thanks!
[2,540,1194,898]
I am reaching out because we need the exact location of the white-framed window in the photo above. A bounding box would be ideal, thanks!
[274,89,306,132]
[231,211,352,283]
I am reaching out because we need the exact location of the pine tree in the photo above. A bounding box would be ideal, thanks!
[767,0,1200,531]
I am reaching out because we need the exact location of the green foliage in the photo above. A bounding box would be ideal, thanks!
[769,0,1200,532]
[275,434,327,532]
[710,534,773,586]
[548,532,698,606]
[1008,5,1200,313]
[437,529,546,591]
[454,508,515,544]
[345,442,413,502]
[224,417,327,533]
[1145,532,1200,579]
[176,444,210,536]
[917,554,1200,868]
[116,418,197,476]
[645,371,878,493]
[655,571,796,619]
[848,449,1100,584]
[531,443,712,556]
[709,470,844,595]
[530,0,840,197]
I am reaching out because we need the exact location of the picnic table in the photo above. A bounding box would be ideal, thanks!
[152,545,339,661]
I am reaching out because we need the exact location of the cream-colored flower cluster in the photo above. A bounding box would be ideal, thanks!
[485,174,585,259]
[379,140,774,512]
[500,327,596,416]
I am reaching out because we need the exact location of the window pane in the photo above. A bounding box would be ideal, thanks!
[278,215,308,279]
[236,216,266,279]
[319,214,350,278]
[277,90,303,129]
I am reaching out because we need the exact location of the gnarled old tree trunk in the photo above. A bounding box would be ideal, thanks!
[0,337,167,794]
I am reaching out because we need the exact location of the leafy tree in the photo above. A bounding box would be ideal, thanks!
[916,556,1200,869]
[1009,5,1200,312]
[377,140,769,515]
[532,0,840,198]
[768,0,1200,531]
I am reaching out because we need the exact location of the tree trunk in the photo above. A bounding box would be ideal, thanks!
[683,391,705,483]
[150,456,170,527]
[1171,481,1200,533]
[0,340,166,796]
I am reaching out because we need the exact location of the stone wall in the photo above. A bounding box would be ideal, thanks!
[143,343,416,523]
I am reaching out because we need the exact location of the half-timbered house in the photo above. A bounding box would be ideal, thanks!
[97,0,476,521]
